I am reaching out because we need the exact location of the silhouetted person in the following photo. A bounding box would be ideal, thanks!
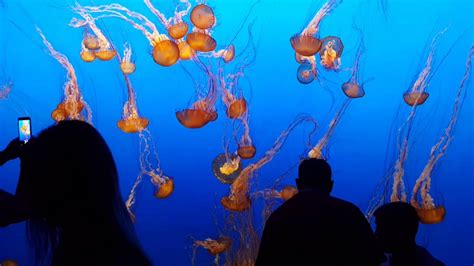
[0,120,151,265]
[374,202,445,266]
[256,158,385,266]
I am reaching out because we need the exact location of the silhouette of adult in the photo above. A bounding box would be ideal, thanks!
[256,158,385,266]
[374,202,445,266]
[0,120,151,265]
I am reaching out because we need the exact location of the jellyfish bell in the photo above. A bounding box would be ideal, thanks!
[117,117,149,133]
[155,178,175,199]
[120,61,136,74]
[415,205,446,224]
[237,144,256,159]
[186,32,217,52]
[176,109,212,128]
[167,22,189,40]
[80,50,96,62]
[290,34,322,57]
[319,36,344,57]
[280,185,298,201]
[178,41,196,60]
[82,35,100,50]
[208,237,232,255]
[223,45,235,63]
[221,195,251,211]
[51,106,67,122]
[319,36,344,70]
[297,61,316,84]
[94,49,117,61]
[342,82,365,98]
[152,40,180,67]
[403,91,429,106]
[190,4,216,30]
[227,98,247,119]
[212,153,242,184]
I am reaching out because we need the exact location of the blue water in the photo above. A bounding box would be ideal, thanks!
[0,0,473,265]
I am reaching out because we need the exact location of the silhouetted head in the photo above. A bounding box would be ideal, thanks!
[296,158,333,193]
[374,202,419,253]
[20,120,150,265]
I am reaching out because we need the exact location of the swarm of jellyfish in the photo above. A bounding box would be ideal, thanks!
[410,45,473,224]
[36,27,92,124]
[290,0,344,84]
[366,30,447,219]
[221,115,318,212]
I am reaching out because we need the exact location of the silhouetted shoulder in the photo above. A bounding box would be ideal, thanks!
[416,246,445,266]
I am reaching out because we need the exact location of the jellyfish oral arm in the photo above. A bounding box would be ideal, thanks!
[302,0,341,36]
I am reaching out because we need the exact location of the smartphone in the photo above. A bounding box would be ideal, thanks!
[18,117,32,144]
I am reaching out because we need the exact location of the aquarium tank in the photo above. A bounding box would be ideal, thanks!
[0,0,473,265]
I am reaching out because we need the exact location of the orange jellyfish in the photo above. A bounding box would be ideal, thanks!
[319,36,344,70]
[70,4,117,61]
[221,116,318,211]
[218,67,249,119]
[190,4,216,30]
[403,29,447,106]
[252,185,298,202]
[212,153,242,184]
[237,113,257,160]
[178,40,196,60]
[125,129,174,221]
[186,32,217,52]
[411,45,473,224]
[75,4,180,67]
[117,75,149,133]
[308,99,350,159]
[120,43,136,74]
[37,27,92,124]
[193,236,232,266]
[177,64,218,128]
[201,45,236,63]
[342,31,365,98]
[290,0,341,56]
[144,0,191,40]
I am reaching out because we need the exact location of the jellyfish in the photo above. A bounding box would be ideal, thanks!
[200,45,236,63]
[236,113,257,160]
[221,115,318,211]
[36,27,92,124]
[186,32,217,52]
[0,81,12,100]
[120,43,136,74]
[410,45,473,224]
[144,0,191,40]
[319,36,344,70]
[125,129,174,221]
[193,236,232,265]
[212,153,242,184]
[74,4,180,67]
[80,47,96,63]
[308,99,351,159]
[297,59,317,84]
[190,4,216,30]
[290,0,341,56]
[177,62,218,128]
[218,67,249,119]
[252,185,298,202]
[403,29,446,106]
[117,75,149,133]
[178,40,196,60]
[342,30,366,98]
[70,4,117,61]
